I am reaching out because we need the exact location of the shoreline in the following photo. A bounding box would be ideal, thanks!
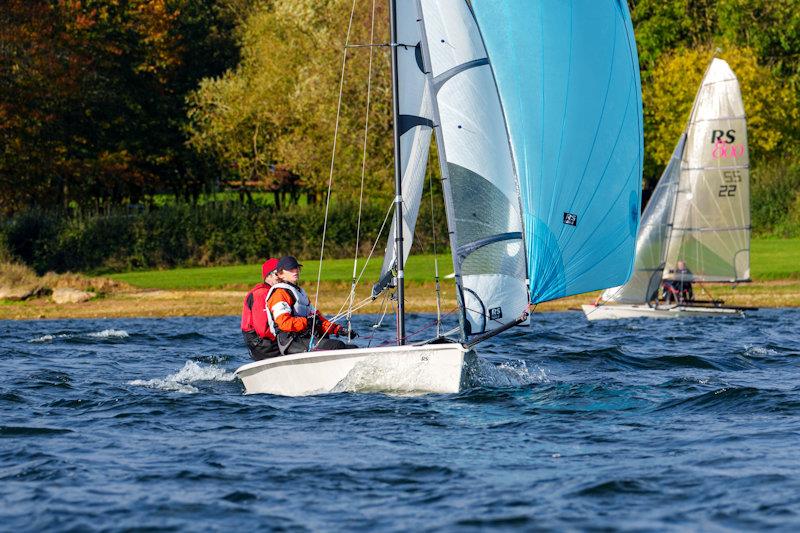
[1,280,798,320]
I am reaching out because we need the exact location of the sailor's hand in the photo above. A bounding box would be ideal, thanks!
[340,328,359,339]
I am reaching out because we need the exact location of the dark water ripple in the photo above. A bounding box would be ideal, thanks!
[1,309,800,530]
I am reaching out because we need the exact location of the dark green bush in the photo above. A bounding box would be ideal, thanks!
[3,211,64,274]
[0,197,449,274]
[751,158,800,237]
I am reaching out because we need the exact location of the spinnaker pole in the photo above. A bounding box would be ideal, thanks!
[389,0,405,345]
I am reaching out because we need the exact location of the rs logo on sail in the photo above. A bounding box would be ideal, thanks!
[711,128,745,160]
[711,129,736,144]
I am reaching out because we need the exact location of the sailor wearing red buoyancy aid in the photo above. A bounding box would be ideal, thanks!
[266,256,359,355]
[241,257,281,360]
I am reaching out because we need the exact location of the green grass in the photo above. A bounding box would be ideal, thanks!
[750,237,800,280]
[108,237,800,290]
[108,254,454,290]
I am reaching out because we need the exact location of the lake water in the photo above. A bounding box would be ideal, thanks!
[2,309,799,530]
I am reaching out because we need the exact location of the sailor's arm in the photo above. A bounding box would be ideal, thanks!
[268,289,309,333]
[314,311,342,336]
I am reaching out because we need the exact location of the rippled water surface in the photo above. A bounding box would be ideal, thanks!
[2,309,800,530]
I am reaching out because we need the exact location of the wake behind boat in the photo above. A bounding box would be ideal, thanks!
[236,0,643,395]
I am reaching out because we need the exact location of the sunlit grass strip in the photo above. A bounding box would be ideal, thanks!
[107,237,800,290]
[108,254,454,289]
[750,238,800,280]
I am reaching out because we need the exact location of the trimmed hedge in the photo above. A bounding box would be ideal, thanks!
[0,199,449,275]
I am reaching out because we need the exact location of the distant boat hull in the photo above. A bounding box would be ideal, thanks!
[581,304,745,321]
[235,343,474,396]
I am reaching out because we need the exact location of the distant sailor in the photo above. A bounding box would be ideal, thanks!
[266,256,357,355]
[241,258,281,360]
[663,259,694,303]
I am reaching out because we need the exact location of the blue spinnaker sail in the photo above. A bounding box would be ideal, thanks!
[471,1,643,303]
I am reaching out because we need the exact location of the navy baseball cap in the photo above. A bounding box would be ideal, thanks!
[277,256,303,271]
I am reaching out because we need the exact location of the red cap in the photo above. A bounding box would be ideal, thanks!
[261,258,279,281]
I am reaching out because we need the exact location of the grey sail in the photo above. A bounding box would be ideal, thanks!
[374,0,435,296]
[602,135,685,304]
[663,58,750,283]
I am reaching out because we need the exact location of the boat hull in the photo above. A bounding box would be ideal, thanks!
[235,343,474,396]
[581,304,745,321]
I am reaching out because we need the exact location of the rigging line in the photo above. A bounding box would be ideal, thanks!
[405,305,460,337]
[373,306,461,348]
[698,281,718,302]
[367,292,390,348]
[330,295,380,324]
[345,43,390,48]
[319,292,386,340]
[310,0,359,351]
[354,200,394,286]
[428,166,442,336]
[348,0,378,330]
[331,200,394,328]
[404,316,449,342]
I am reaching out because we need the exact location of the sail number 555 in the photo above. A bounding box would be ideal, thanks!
[719,170,743,197]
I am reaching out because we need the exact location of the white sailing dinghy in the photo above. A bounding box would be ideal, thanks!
[236,0,643,395]
[583,58,753,321]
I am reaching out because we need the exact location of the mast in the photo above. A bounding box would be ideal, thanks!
[389,0,405,345]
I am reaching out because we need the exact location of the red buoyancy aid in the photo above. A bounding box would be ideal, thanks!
[240,283,275,340]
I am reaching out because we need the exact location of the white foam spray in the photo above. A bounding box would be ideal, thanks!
[744,345,778,357]
[466,357,550,388]
[30,329,130,343]
[87,329,129,339]
[331,353,549,394]
[29,334,70,343]
[129,360,236,394]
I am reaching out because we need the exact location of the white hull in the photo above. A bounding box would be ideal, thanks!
[581,304,744,321]
[235,343,474,396]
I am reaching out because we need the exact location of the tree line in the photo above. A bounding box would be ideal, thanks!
[2,0,799,231]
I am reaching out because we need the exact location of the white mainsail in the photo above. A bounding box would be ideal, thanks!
[663,58,750,282]
[376,1,435,292]
[418,0,529,336]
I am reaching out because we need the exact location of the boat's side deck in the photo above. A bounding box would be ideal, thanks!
[235,343,472,396]
[582,304,746,321]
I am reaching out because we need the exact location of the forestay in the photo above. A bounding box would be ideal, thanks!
[471,1,643,304]
[375,2,435,295]
[663,58,750,282]
[602,135,684,304]
[419,0,529,336]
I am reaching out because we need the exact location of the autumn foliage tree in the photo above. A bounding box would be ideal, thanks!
[187,0,396,203]
[0,0,239,215]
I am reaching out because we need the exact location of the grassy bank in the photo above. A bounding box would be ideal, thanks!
[108,238,800,289]
[2,238,798,320]
[2,279,798,321]
[750,238,800,280]
[107,254,455,289]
